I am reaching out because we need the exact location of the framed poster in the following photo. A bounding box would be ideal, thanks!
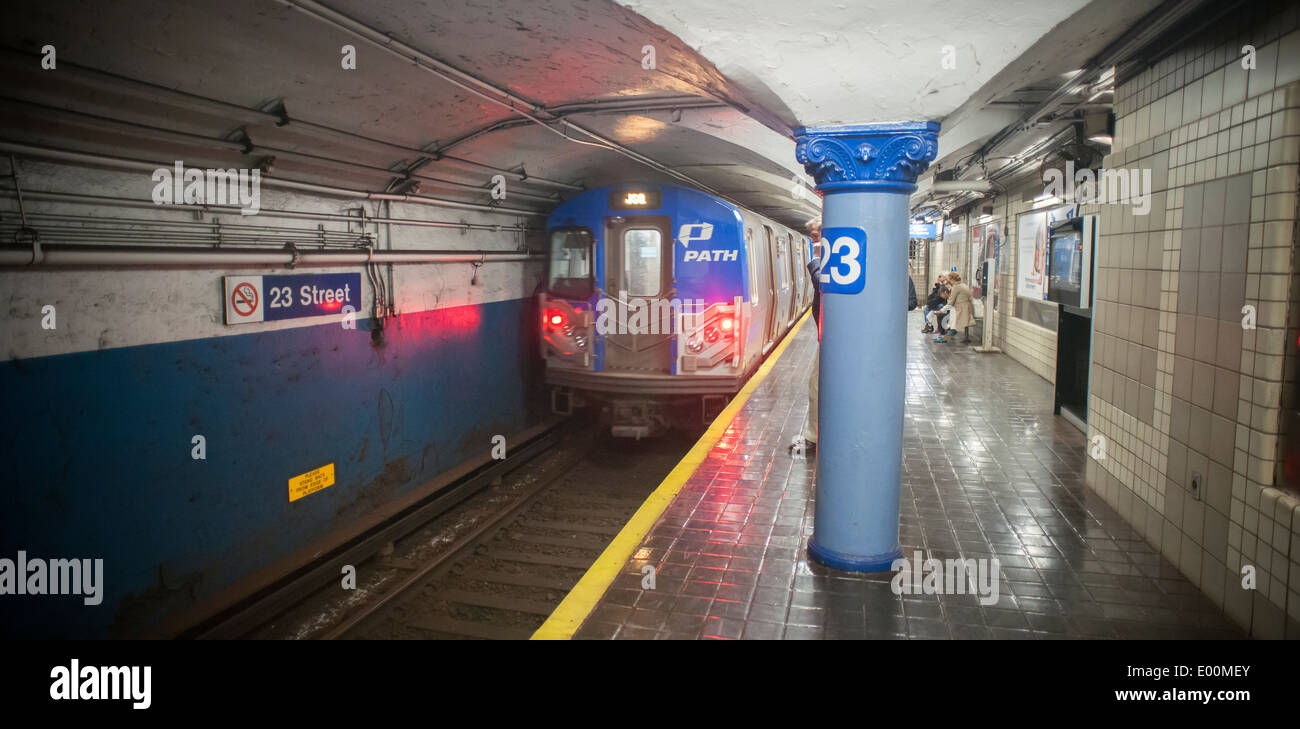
[1017,212,1049,301]
[1016,206,1074,302]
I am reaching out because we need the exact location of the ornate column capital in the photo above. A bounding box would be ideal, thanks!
[794,121,940,193]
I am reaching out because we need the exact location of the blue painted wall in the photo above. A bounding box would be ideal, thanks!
[0,297,543,638]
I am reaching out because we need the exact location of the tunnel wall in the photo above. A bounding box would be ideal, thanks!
[0,161,548,637]
[1079,3,1300,638]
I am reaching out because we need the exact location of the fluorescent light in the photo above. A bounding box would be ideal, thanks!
[1033,194,1063,209]
[1088,134,1113,145]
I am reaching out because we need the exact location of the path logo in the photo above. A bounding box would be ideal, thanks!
[679,222,737,262]
[678,223,713,248]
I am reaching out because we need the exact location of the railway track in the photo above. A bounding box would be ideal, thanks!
[346,428,694,640]
[190,420,694,640]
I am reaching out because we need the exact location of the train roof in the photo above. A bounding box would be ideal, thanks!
[546,184,746,229]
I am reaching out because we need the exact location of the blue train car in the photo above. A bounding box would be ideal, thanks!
[539,184,813,436]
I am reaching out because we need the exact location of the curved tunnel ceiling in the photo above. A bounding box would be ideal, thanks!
[1,0,822,229]
[615,0,1093,126]
[1,0,1181,229]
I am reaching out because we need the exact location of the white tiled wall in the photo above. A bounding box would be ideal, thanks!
[1001,317,1057,383]
[1087,7,1300,638]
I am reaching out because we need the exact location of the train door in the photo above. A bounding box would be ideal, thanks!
[798,236,812,308]
[785,233,800,323]
[604,215,673,372]
[762,225,781,345]
[744,226,766,359]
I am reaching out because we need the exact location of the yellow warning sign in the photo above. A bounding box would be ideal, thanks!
[288,463,335,502]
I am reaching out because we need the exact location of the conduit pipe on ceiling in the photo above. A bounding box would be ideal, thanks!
[0,243,540,267]
[247,143,561,203]
[0,189,536,232]
[8,96,563,202]
[273,0,734,201]
[909,178,994,210]
[962,0,1210,179]
[930,180,994,193]
[0,48,583,193]
[0,141,546,217]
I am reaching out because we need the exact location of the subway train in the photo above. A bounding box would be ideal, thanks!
[539,184,814,437]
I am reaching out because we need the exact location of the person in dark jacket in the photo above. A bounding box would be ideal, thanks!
[922,276,947,333]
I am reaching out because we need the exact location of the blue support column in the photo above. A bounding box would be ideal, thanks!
[796,122,940,572]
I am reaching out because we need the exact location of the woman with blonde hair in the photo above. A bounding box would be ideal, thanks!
[945,272,976,344]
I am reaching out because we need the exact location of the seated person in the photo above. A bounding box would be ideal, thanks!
[921,277,947,333]
[928,288,954,342]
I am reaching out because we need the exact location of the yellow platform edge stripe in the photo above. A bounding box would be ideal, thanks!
[531,311,810,640]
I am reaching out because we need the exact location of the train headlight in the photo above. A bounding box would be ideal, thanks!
[704,325,719,344]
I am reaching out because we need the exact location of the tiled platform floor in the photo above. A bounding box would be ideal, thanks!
[573,315,1246,639]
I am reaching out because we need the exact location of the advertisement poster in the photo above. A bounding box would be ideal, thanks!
[1017,212,1049,301]
[1016,206,1073,302]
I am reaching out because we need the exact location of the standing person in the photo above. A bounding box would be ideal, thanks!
[807,218,823,329]
[946,272,976,344]
[795,216,823,455]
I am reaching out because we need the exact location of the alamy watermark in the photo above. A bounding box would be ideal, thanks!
[0,551,103,605]
[1043,160,1151,215]
[891,551,1001,606]
[151,160,261,215]
[593,294,709,335]
[50,659,150,710]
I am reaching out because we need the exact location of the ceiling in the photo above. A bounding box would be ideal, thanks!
[0,0,1213,231]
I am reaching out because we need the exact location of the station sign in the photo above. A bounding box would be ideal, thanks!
[909,221,937,239]
[223,273,362,325]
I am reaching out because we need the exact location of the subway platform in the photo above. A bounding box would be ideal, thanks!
[535,314,1246,640]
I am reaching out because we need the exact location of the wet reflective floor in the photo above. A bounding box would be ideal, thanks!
[573,315,1245,639]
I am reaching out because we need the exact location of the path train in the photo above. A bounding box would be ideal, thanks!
[539,184,814,437]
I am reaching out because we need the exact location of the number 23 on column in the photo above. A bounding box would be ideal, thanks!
[819,227,867,294]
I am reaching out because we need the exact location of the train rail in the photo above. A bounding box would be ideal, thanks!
[342,428,693,640]
[189,420,693,640]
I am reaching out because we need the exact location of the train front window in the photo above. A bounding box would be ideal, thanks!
[548,228,594,300]
[622,228,661,297]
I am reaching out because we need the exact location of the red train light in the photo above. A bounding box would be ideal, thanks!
[544,309,567,330]
[719,317,734,332]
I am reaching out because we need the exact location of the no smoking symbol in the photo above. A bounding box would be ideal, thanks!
[231,282,258,316]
